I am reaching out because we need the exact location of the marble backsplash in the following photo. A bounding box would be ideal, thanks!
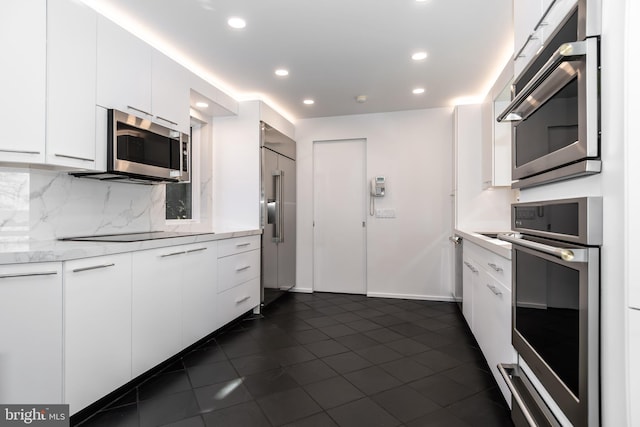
[0,167,167,242]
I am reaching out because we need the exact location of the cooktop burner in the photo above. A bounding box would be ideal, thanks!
[60,231,213,243]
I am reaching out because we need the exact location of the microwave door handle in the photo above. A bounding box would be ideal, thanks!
[497,41,587,122]
[498,234,588,262]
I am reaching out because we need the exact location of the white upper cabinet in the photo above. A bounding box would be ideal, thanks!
[513,0,579,80]
[0,0,46,164]
[46,0,98,169]
[97,17,189,132]
[481,62,513,188]
[513,0,543,79]
[152,51,190,133]
[97,16,153,119]
[513,0,543,55]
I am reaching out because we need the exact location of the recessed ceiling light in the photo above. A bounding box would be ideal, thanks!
[195,101,209,108]
[303,99,315,105]
[411,51,428,61]
[275,69,289,77]
[227,17,246,29]
[413,88,425,94]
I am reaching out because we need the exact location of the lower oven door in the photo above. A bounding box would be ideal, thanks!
[500,234,600,426]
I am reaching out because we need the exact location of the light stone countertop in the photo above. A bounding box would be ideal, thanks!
[0,229,261,265]
[454,229,512,259]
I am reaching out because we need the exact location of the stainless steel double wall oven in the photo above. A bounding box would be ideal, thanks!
[497,0,602,425]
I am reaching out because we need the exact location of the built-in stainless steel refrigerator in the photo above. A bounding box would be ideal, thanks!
[260,122,296,308]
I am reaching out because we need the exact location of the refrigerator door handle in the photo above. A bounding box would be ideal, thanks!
[273,170,283,243]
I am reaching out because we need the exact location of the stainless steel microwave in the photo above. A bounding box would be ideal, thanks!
[71,109,190,184]
[498,8,600,189]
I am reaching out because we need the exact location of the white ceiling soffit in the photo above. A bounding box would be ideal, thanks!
[83,0,514,122]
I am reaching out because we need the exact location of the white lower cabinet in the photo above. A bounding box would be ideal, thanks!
[131,241,219,376]
[462,240,516,404]
[217,249,260,293]
[63,253,132,414]
[0,263,63,404]
[217,278,260,326]
[474,268,515,404]
[216,236,261,329]
[131,246,185,377]
[462,253,479,329]
[0,236,260,415]
[181,242,218,347]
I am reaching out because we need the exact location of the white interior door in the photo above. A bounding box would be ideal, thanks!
[313,139,366,294]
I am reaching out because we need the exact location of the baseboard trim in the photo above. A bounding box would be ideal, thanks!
[366,292,455,302]
[289,287,313,294]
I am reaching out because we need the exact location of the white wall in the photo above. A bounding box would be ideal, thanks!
[211,100,294,232]
[455,104,515,232]
[212,101,261,231]
[626,0,640,423]
[295,108,454,300]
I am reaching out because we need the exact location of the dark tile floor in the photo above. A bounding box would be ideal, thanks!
[76,292,514,427]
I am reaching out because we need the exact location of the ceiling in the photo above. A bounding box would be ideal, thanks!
[83,0,514,122]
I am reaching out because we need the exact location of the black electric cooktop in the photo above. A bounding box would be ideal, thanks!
[60,231,213,243]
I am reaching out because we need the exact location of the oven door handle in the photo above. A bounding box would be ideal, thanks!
[497,41,587,122]
[498,234,588,262]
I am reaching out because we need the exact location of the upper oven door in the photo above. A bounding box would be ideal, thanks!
[498,28,599,183]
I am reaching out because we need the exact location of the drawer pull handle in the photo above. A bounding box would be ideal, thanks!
[160,251,186,258]
[235,296,251,304]
[488,263,503,272]
[0,271,58,279]
[463,261,478,273]
[72,263,115,273]
[186,247,207,253]
[155,116,178,127]
[486,284,502,296]
[127,105,152,117]
[236,242,251,247]
[54,153,94,162]
[0,148,41,155]
[236,265,251,272]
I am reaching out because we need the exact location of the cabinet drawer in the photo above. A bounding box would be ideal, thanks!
[216,278,259,326]
[218,249,260,293]
[218,235,260,258]
[474,274,516,403]
[464,242,511,289]
[482,253,511,287]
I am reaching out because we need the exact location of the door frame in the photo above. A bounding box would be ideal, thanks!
[312,138,367,295]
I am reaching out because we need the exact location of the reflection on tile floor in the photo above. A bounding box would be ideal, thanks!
[75,292,514,426]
